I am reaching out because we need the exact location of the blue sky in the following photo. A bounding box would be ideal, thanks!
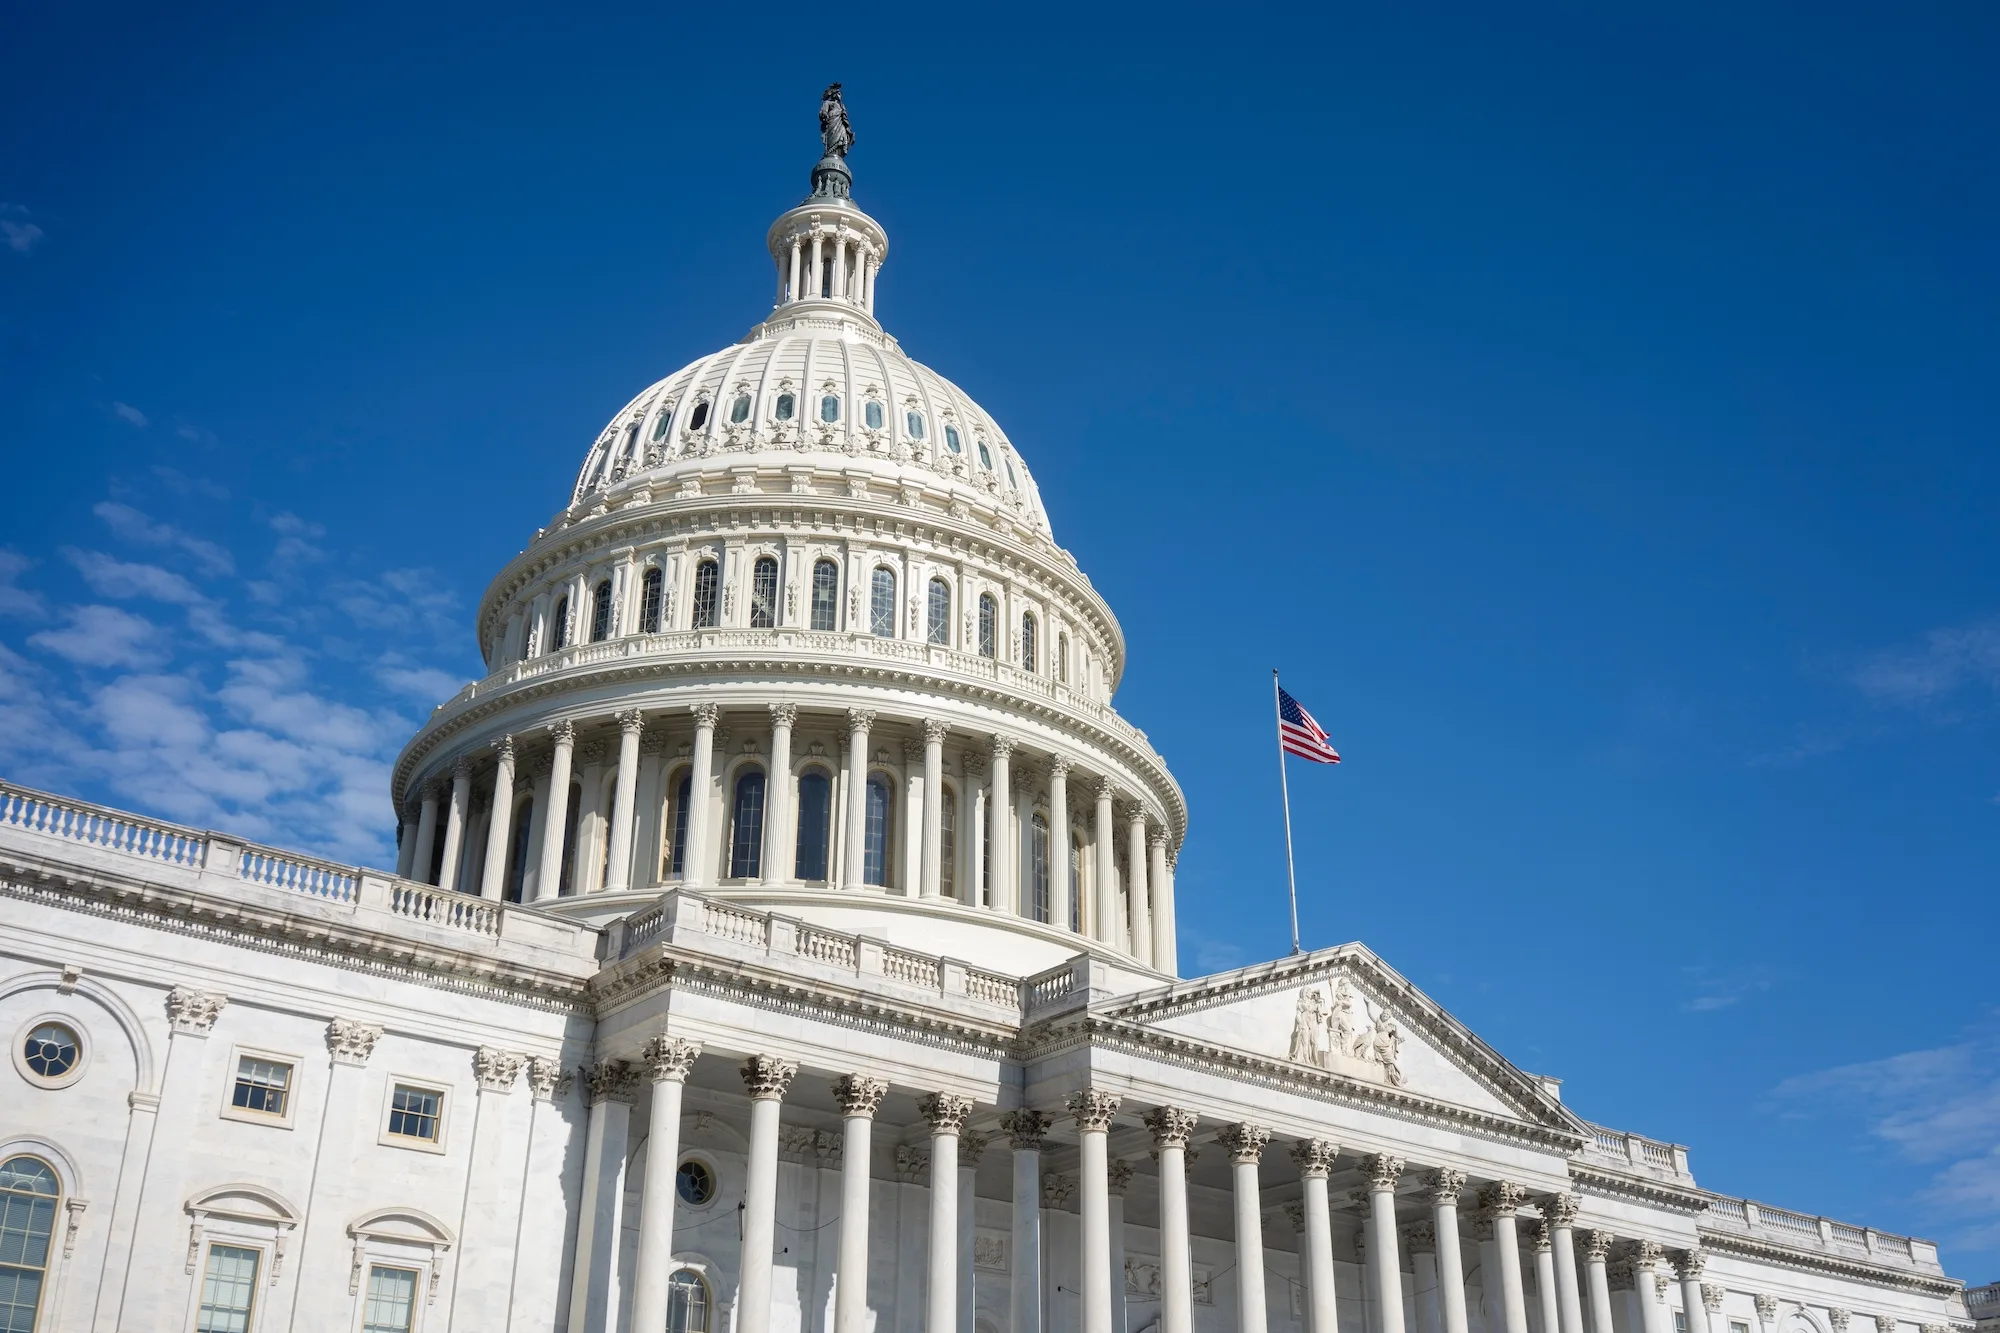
[3,0,1997,1278]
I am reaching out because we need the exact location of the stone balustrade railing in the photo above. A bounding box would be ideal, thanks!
[1696,1188,1942,1272]
[1581,1121,1693,1177]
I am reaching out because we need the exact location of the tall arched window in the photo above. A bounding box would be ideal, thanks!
[590,579,614,642]
[863,775,892,887]
[664,771,692,880]
[927,578,950,646]
[550,595,570,652]
[1021,613,1037,672]
[639,567,664,633]
[692,560,720,629]
[940,787,957,899]
[1069,838,1083,932]
[667,1269,712,1333]
[504,797,533,903]
[558,782,581,896]
[794,769,832,881]
[0,1155,59,1328]
[689,399,710,430]
[1057,632,1070,684]
[977,594,997,658]
[811,560,839,631]
[774,392,796,421]
[730,394,751,423]
[750,557,778,629]
[652,407,673,442]
[869,568,895,638]
[730,770,766,879]
[1030,814,1050,924]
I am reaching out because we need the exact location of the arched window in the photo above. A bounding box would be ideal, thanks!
[689,399,710,430]
[550,595,570,652]
[639,567,664,633]
[1057,632,1070,684]
[590,580,614,642]
[820,395,840,424]
[667,1269,712,1333]
[729,394,751,424]
[927,578,950,646]
[794,769,832,881]
[906,411,926,439]
[729,770,766,879]
[0,1155,59,1327]
[750,557,778,629]
[864,400,884,430]
[651,408,673,442]
[811,560,839,631]
[944,424,962,453]
[1030,814,1051,924]
[940,787,957,899]
[863,775,893,886]
[558,781,581,895]
[774,392,795,421]
[664,772,692,880]
[1021,613,1037,672]
[504,797,533,903]
[692,560,720,629]
[1069,837,1083,932]
[869,568,895,638]
[977,594,997,658]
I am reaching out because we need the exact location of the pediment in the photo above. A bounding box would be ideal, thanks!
[1099,946,1582,1132]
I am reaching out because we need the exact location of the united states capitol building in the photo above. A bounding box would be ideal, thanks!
[0,91,1974,1333]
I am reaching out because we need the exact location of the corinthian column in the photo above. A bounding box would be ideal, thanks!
[437,755,474,891]
[988,735,1016,913]
[1290,1139,1340,1333]
[832,1075,887,1333]
[1362,1155,1407,1333]
[1125,808,1152,965]
[738,1055,798,1333]
[1581,1231,1616,1333]
[1220,1123,1272,1333]
[1482,1182,1531,1333]
[1070,1090,1123,1333]
[630,1037,701,1333]
[1148,832,1172,968]
[1144,1107,1197,1333]
[534,721,575,900]
[603,710,644,890]
[568,1060,639,1332]
[763,703,797,886]
[1046,757,1072,929]
[920,1093,973,1333]
[1545,1194,1586,1333]
[1093,780,1118,944]
[1002,1110,1052,1333]
[1425,1169,1471,1333]
[843,709,875,888]
[410,782,441,881]
[1674,1251,1711,1333]
[1532,1221,1561,1333]
[477,736,517,899]
[684,702,720,886]
[922,719,948,898]
[1631,1242,1669,1333]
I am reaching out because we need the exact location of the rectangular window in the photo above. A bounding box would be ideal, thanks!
[939,789,957,899]
[230,1056,292,1118]
[196,1243,260,1333]
[1732,1323,1751,1333]
[362,1265,420,1333]
[1675,1314,1688,1333]
[387,1084,443,1144]
[810,562,838,631]
[1030,816,1050,923]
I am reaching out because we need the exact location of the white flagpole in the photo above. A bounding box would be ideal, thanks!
[1273,668,1302,956]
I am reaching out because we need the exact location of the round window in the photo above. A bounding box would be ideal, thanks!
[676,1158,716,1206]
[23,1023,78,1081]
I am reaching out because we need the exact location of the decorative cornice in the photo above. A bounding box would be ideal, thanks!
[1693,1231,1959,1299]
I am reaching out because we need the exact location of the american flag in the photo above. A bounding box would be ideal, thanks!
[1277,687,1342,764]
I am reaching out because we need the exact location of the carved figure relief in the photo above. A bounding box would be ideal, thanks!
[1284,977,1405,1086]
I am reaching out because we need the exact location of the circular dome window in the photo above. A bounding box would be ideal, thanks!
[677,1158,716,1206]
[17,1021,82,1088]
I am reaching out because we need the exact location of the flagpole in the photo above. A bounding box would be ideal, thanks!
[1273,669,1302,956]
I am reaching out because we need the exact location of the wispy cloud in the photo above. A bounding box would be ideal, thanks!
[0,552,45,617]
[1852,618,2000,710]
[0,203,44,254]
[111,402,149,429]
[29,605,168,669]
[1680,961,1780,1012]
[149,466,230,501]
[93,501,234,575]
[64,548,205,605]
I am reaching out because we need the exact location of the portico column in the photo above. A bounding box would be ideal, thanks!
[763,703,797,886]
[1363,1155,1407,1333]
[1093,779,1118,945]
[1580,1232,1616,1333]
[1148,833,1172,967]
[1070,1091,1123,1333]
[844,709,876,888]
[1125,810,1152,966]
[395,807,419,877]
[437,756,474,890]
[533,721,575,900]
[568,1060,639,1333]
[1220,1123,1273,1333]
[477,736,517,900]
[1631,1243,1670,1333]
[1047,758,1072,929]
[832,1075,889,1333]
[685,702,721,886]
[1002,1110,1053,1333]
[630,1037,702,1333]
[738,1055,799,1333]
[1482,1183,1531,1333]
[920,1094,973,1333]
[922,720,948,898]
[1404,1223,1440,1333]
[988,735,1016,913]
[1108,1161,1134,1333]
[1290,1139,1340,1333]
[960,1133,988,1333]
[1674,1251,1712,1333]
[1143,1108,1197,1333]
[1545,1194,1587,1333]
[604,710,644,891]
[1425,1170,1471,1333]
[410,782,441,880]
[1532,1222,1561,1333]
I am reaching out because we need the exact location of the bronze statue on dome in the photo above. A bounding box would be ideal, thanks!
[820,83,854,160]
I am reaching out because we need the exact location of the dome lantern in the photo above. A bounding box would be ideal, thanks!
[766,83,888,320]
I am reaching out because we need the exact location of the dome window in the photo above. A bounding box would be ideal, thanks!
[693,560,720,629]
[863,775,893,886]
[820,395,840,424]
[810,559,839,631]
[690,400,710,430]
[730,769,767,879]
[944,425,962,453]
[590,580,615,642]
[976,440,993,470]
[977,594,997,659]
[869,568,896,638]
[775,393,796,421]
[750,556,778,629]
[639,567,664,633]
[1005,460,1019,489]
[906,411,926,439]
[927,578,950,646]
[651,410,673,442]
[794,769,832,881]
[550,595,570,652]
[730,394,751,424]
[1021,612,1038,673]
[864,400,884,430]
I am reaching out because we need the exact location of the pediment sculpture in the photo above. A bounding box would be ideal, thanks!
[1286,977,1405,1086]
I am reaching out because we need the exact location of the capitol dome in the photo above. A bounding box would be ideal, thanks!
[387,109,1185,979]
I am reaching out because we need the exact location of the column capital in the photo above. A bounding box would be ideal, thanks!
[1404,1219,1439,1253]
[1150,829,1170,851]
[452,754,476,779]
[1702,1284,1726,1313]
[167,986,227,1035]
[1045,754,1072,781]
[325,1016,380,1066]
[1288,1137,1338,1178]
[1828,1311,1851,1333]
[1673,1247,1706,1280]
[525,1055,568,1102]
[1282,1201,1307,1234]
[832,1073,889,1117]
[1754,1297,1779,1323]
[1143,1105,1198,1149]
[492,734,516,763]
[990,733,1017,760]
[1349,1187,1376,1213]
[847,707,876,731]
[1423,1166,1468,1204]
[918,1091,974,1133]
[691,701,721,729]
[1000,1108,1053,1150]
[1363,1152,1406,1193]
[769,701,799,728]
[1218,1122,1271,1164]
[549,718,576,744]
[641,1035,701,1083]
[1530,1219,1554,1251]
[960,750,987,778]
[1582,1229,1615,1261]
[1107,1159,1135,1196]
[1095,776,1119,801]
[1066,1088,1122,1132]
[1632,1240,1665,1268]
[474,1047,525,1092]
[1041,1173,1077,1209]
[1479,1180,1528,1216]
[584,1059,640,1105]
[1544,1191,1581,1227]
[922,719,950,744]
[741,1053,798,1101]
[960,1130,989,1165]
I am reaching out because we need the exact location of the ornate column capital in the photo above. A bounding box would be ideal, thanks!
[1423,1167,1468,1205]
[492,734,515,763]
[1000,1108,1052,1150]
[325,1017,381,1066]
[474,1047,525,1092]
[1828,1310,1851,1333]
[641,1035,701,1083]
[1046,754,1071,781]
[1066,1088,1121,1133]
[922,719,950,745]
[769,701,799,728]
[960,1131,989,1165]
[452,754,476,780]
[832,1074,889,1117]
[1544,1191,1580,1227]
[895,1144,931,1183]
[990,733,1017,760]
[1349,1187,1377,1213]
[1479,1180,1528,1216]
[1673,1247,1706,1280]
[1149,829,1170,851]
[549,718,576,745]
[1041,1173,1077,1209]
[1404,1219,1438,1253]
[960,750,987,778]
[1582,1229,1616,1261]
[691,701,721,729]
[1143,1105,1198,1149]
[1530,1219,1554,1251]
[166,987,227,1035]
[1702,1284,1726,1313]
[1632,1240,1664,1269]
[1288,1137,1338,1178]
[899,737,924,765]
[1095,776,1119,802]
[1218,1122,1271,1164]
[584,1059,640,1105]
[741,1054,798,1101]
[847,707,876,731]
[1363,1153,1406,1193]
[918,1091,974,1134]
[1107,1160,1135,1196]
[1470,1213,1497,1242]
[1754,1296,1779,1323]
[526,1056,568,1102]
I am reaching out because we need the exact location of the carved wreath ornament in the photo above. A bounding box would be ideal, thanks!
[1286,977,1406,1087]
